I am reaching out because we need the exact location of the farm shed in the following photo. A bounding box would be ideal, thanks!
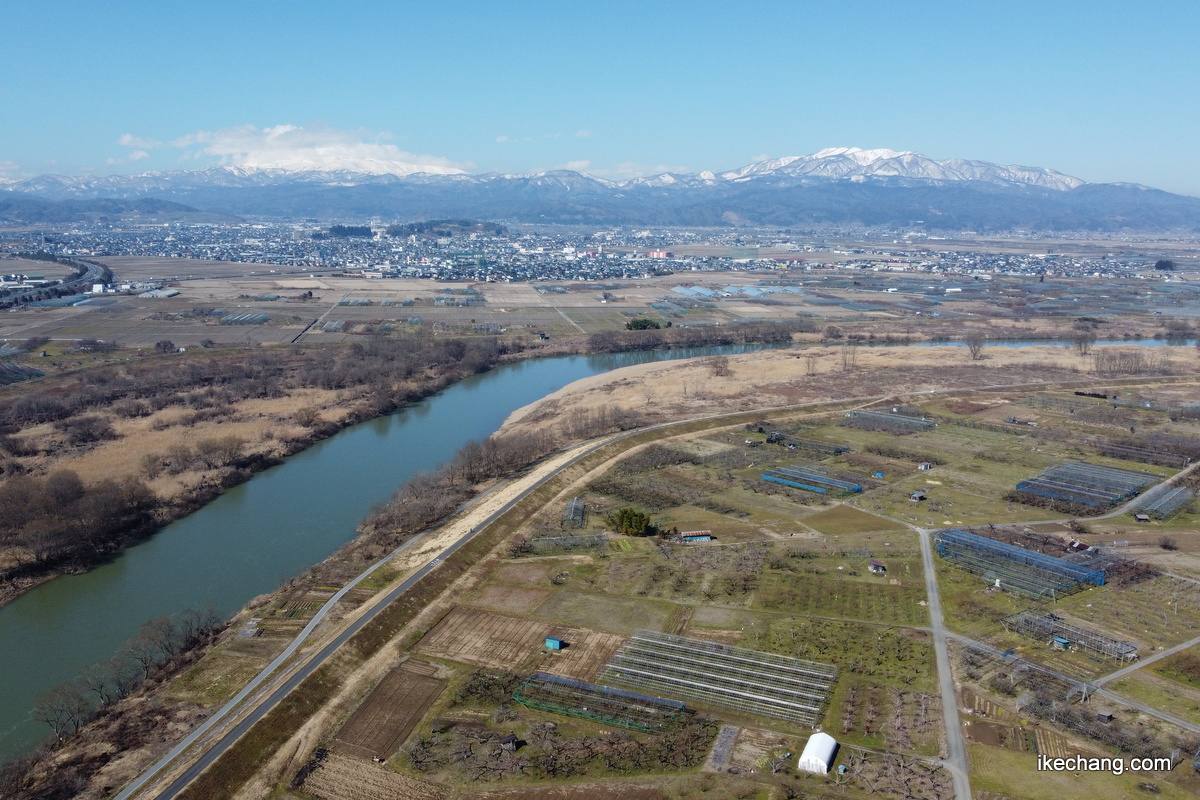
[910,491,926,502]
[868,559,887,575]
[798,732,839,774]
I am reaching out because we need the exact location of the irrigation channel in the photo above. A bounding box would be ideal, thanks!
[0,336,1192,759]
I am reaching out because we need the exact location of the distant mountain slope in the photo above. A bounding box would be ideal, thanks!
[3,149,1199,231]
[0,194,235,224]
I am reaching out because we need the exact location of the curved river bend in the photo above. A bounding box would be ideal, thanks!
[0,345,781,759]
[1,336,1191,757]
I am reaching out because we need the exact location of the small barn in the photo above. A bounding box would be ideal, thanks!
[910,491,927,502]
[797,732,838,774]
[868,559,887,576]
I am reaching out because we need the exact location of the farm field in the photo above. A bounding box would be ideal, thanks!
[1150,644,1200,688]
[1106,671,1200,726]
[824,679,942,756]
[303,751,448,800]
[1055,576,1200,651]
[417,606,625,681]
[756,570,928,625]
[465,783,668,800]
[969,744,1195,800]
[799,505,907,535]
[530,590,675,636]
[332,662,446,761]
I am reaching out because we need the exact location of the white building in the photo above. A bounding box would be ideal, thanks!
[797,732,838,774]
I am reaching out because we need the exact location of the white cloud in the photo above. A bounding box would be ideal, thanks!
[0,160,20,177]
[562,160,591,171]
[106,149,150,166]
[495,135,509,143]
[154,123,465,176]
[575,129,593,138]
[118,134,163,149]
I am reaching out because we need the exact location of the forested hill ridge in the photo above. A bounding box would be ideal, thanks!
[4,148,1200,232]
[0,194,236,225]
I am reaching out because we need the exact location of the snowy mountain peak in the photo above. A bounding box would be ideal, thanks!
[1,146,1092,202]
[717,148,1085,191]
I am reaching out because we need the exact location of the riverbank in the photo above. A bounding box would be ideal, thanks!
[500,343,1200,438]
[9,341,1200,797]
[0,336,562,610]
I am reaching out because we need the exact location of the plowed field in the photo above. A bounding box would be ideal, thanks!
[332,665,446,760]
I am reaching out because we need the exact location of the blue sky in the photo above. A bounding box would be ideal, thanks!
[4,1,1199,194]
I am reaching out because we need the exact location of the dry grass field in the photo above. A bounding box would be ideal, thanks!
[464,783,667,800]
[416,607,625,681]
[799,505,908,535]
[302,752,447,800]
[331,662,446,761]
[501,345,1200,439]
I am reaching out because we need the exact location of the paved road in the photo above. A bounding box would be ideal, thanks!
[122,395,879,799]
[918,528,974,800]
[125,415,692,799]
[1095,633,1200,687]
[112,516,446,800]
[4,257,107,305]
[119,372,1197,798]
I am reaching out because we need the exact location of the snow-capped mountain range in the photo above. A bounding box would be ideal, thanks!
[3,148,1197,231]
[0,147,1088,198]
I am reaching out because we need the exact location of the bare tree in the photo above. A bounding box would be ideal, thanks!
[965,332,987,361]
[805,353,819,376]
[1073,331,1097,356]
[32,682,92,741]
[708,355,732,377]
[841,344,859,372]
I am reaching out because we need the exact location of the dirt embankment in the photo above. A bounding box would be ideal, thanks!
[501,344,1200,438]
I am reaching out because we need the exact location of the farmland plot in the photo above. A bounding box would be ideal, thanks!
[303,752,447,800]
[417,606,625,681]
[332,664,446,761]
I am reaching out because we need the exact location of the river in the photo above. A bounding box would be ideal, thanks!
[0,344,787,760]
[1,335,1193,759]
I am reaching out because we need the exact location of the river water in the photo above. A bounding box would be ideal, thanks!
[0,344,787,760]
[0,336,1193,758]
